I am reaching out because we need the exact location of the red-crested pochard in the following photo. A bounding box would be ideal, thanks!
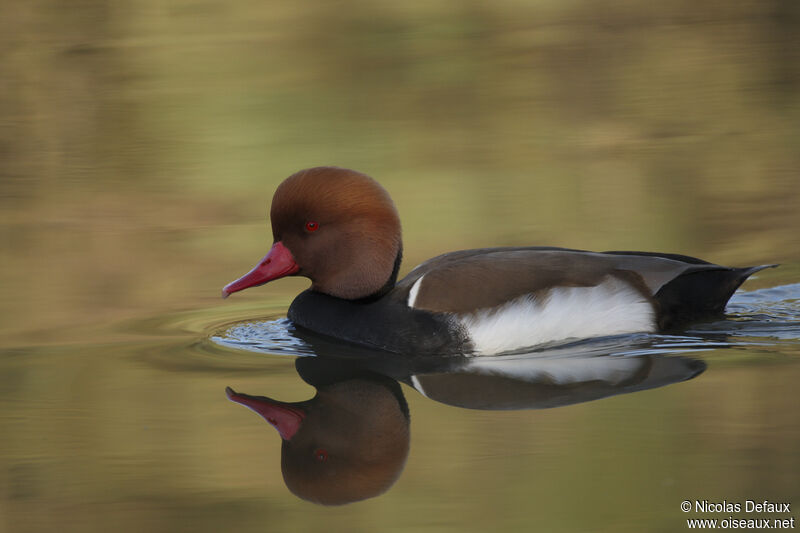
[222,167,774,355]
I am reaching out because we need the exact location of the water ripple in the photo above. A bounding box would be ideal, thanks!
[211,318,315,357]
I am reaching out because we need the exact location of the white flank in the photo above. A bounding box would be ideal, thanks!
[407,275,425,308]
[459,277,656,355]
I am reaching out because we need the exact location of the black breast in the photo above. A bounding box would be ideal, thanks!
[287,289,467,355]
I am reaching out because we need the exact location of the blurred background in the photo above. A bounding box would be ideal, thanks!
[0,1,798,532]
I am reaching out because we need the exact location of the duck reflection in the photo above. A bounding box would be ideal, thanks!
[227,337,705,505]
[407,349,706,410]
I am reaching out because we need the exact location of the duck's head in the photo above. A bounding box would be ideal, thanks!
[222,167,402,300]
[226,379,410,505]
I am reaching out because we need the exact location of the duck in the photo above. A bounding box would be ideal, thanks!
[222,166,774,355]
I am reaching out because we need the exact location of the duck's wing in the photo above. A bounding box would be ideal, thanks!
[397,247,774,330]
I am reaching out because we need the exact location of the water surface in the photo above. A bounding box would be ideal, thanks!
[1,1,799,531]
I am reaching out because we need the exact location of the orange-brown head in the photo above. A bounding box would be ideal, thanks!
[223,167,402,300]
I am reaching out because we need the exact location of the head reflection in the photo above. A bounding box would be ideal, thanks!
[226,374,409,506]
[227,336,706,505]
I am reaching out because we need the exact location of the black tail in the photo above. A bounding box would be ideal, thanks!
[654,264,777,330]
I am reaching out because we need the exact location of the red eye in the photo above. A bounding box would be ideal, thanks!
[305,221,319,232]
[314,448,328,462]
